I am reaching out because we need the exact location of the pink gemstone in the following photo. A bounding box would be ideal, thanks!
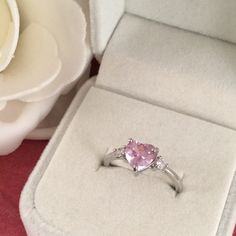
[124,139,158,172]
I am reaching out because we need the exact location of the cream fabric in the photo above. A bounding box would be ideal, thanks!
[126,0,236,44]
[20,2,236,236]
[21,87,236,236]
[90,0,236,57]
[97,14,236,130]
[20,79,96,236]
[218,178,236,236]
[90,0,125,59]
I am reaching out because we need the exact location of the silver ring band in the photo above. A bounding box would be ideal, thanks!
[103,139,183,194]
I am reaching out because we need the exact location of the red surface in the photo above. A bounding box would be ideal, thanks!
[0,139,235,236]
[0,140,48,236]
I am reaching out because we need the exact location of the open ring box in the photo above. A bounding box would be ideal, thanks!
[20,1,236,235]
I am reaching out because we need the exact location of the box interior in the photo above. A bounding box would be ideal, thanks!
[35,87,236,236]
[97,14,236,130]
[127,0,236,45]
[24,1,236,235]
[90,0,236,58]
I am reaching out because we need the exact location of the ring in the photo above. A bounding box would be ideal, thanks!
[103,138,183,193]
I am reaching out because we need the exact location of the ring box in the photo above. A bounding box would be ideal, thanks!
[20,1,236,235]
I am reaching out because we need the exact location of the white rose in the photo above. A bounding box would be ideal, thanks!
[0,0,91,155]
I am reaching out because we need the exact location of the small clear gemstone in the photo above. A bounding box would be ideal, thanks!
[155,158,167,170]
[124,139,158,172]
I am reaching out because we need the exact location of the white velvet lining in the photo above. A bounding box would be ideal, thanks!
[90,0,236,58]
[20,2,236,235]
[32,87,236,236]
[97,14,236,130]
[126,0,236,45]
[20,79,96,236]
[217,174,236,236]
[89,0,125,60]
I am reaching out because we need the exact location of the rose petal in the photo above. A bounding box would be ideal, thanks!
[0,0,11,48]
[0,101,7,111]
[0,0,19,72]
[0,23,62,101]
[0,95,58,155]
[16,0,91,102]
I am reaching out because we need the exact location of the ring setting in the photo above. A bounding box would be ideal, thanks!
[104,138,183,193]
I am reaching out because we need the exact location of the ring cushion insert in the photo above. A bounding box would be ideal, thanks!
[97,14,236,130]
[91,0,236,58]
[35,87,236,235]
[26,5,236,236]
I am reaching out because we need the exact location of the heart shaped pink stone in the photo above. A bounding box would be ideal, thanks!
[124,139,158,172]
